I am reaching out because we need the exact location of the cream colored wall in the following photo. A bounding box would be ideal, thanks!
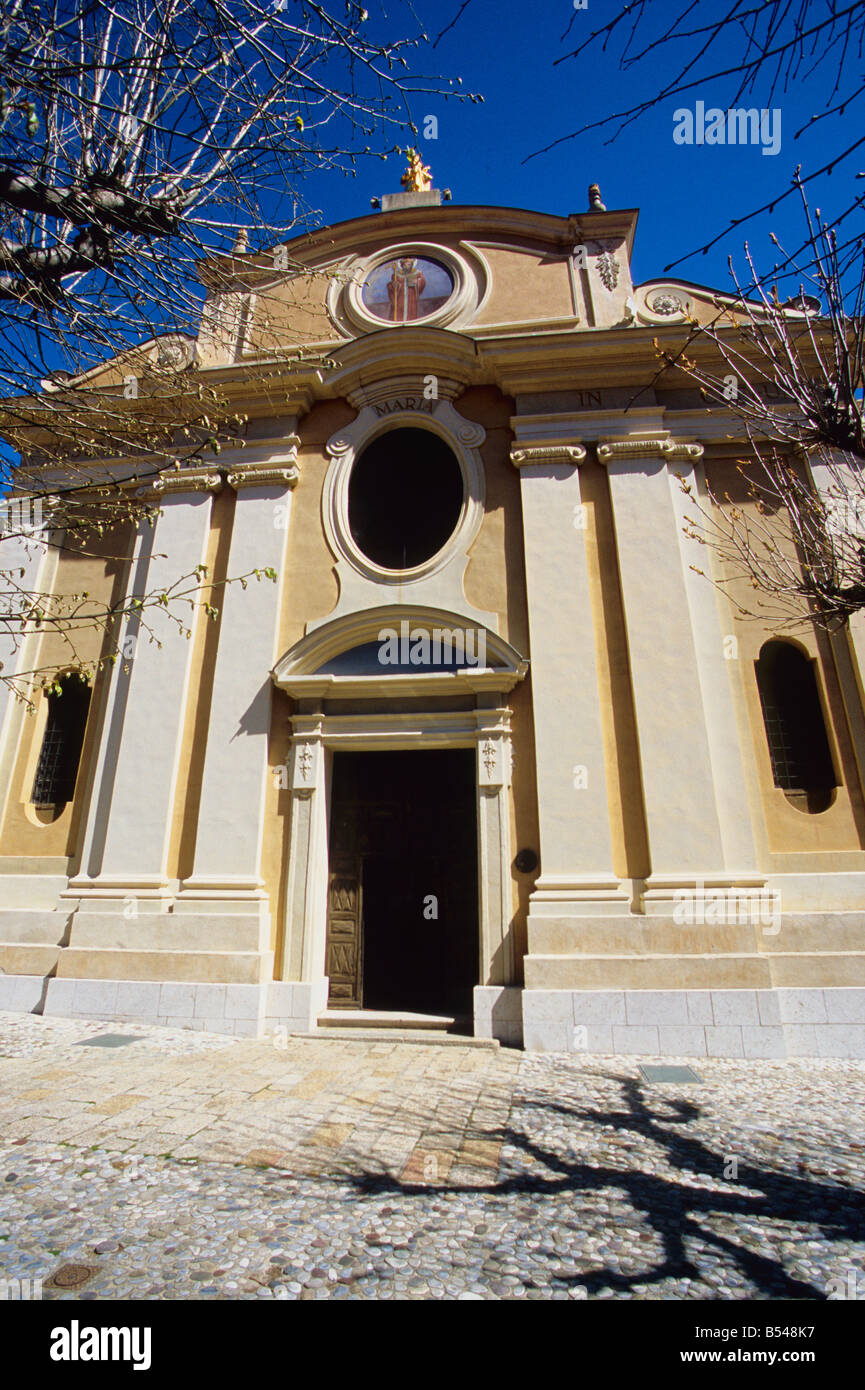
[459,386,539,954]
[472,248,573,327]
[263,686,293,962]
[246,273,338,353]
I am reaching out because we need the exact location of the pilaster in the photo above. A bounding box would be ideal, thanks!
[179,437,300,909]
[511,432,629,916]
[598,433,762,910]
[67,472,220,898]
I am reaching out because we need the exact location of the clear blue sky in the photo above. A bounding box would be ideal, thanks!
[302,0,863,297]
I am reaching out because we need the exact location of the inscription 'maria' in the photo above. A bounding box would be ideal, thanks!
[373,396,435,417]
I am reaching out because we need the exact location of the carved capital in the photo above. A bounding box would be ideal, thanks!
[138,469,223,498]
[510,442,587,469]
[596,438,704,464]
[227,463,300,490]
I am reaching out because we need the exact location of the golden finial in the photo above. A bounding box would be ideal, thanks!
[401,148,433,193]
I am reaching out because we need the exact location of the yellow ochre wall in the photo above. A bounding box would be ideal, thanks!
[705,455,865,867]
[0,522,132,862]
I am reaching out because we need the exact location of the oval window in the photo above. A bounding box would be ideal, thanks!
[348,428,464,570]
[360,256,454,324]
[755,640,836,813]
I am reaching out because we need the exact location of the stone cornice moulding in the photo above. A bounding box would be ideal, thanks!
[596,438,704,464]
[198,205,636,286]
[510,441,587,469]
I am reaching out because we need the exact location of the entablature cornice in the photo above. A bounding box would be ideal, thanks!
[509,406,775,463]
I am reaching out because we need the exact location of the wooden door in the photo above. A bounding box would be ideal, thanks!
[324,749,478,1014]
[325,787,363,1007]
[325,853,362,1006]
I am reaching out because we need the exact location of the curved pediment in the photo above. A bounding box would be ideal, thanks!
[272,606,528,698]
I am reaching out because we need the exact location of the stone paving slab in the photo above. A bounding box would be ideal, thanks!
[1,1012,864,1299]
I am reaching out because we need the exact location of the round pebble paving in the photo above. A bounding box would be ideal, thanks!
[0,1013,863,1300]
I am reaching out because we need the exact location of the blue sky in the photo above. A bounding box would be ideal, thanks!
[301,0,864,298]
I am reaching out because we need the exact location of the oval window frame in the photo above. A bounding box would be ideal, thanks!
[336,242,481,334]
[322,402,487,586]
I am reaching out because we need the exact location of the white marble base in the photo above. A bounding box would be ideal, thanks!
[41,977,268,1036]
[0,973,46,1012]
[473,985,523,1045]
[23,974,333,1038]
[264,978,330,1035]
[522,987,865,1057]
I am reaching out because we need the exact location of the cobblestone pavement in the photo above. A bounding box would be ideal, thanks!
[1,1012,863,1300]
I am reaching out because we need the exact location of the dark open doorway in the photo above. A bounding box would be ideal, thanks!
[325,749,478,1017]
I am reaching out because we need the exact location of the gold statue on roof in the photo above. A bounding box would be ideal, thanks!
[401,149,433,192]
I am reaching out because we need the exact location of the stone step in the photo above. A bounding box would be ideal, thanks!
[528,920,761,955]
[55,947,273,985]
[0,910,71,944]
[318,1008,459,1031]
[524,953,773,991]
[528,915,865,957]
[759,922,865,953]
[67,913,268,953]
[767,953,865,988]
[0,873,69,910]
[307,1027,498,1048]
[0,943,61,975]
[524,951,865,991]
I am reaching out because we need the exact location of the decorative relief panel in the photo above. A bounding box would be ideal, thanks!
[633,282,693,325]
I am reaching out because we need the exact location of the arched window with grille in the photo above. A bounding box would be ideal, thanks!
[30,676,91,808]
[755,640,836,813]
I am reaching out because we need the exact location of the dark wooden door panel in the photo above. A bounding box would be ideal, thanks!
[325,857,362,1006]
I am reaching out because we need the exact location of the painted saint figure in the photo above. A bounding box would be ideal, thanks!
[387,257,426,323]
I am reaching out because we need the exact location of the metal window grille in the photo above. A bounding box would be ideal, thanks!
[30,683,90,806]
[758,701,805,790]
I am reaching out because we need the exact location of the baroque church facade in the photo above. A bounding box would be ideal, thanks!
[1,173,864,1056]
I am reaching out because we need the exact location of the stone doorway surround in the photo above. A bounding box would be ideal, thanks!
[270,607,528,1043]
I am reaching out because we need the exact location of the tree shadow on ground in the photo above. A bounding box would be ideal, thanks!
[331,1071,865,1299]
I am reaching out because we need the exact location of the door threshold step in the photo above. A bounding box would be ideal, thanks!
[318,1009,463,1031]
[304,1026,498,1049]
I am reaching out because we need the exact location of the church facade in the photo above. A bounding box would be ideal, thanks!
[1,179,864,1056]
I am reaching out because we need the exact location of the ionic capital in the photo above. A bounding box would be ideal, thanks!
[596,438,704,465]
[510,442,587,469]
[227,463,300,490]
[138,469,223,498]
